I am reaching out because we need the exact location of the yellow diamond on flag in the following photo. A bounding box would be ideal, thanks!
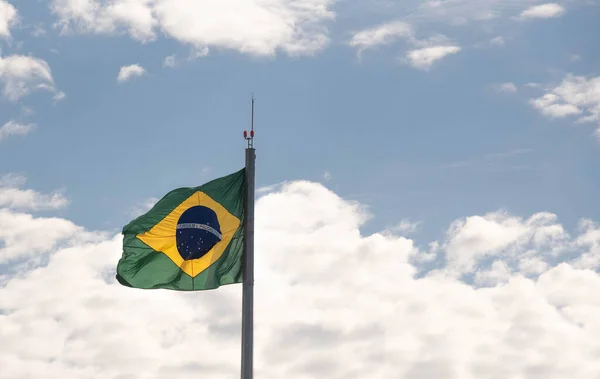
[136,191,241,278]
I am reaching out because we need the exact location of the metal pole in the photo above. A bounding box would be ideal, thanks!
[241,98,256,379]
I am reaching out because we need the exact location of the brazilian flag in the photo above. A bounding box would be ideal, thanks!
[116,169,246,291]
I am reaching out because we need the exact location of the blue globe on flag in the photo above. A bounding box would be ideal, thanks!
[176,206,222,260]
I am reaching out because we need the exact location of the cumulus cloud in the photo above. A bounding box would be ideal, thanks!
[50,0,335,57]
[572,219,600,270]
[0,0,17,38]
[529,74,600,130]
[405,45,461,70]
[0,54,61,101]
[519,3,566,19]
[0,121,34,141]
[444,211,569,276]
[1,179,600,378]
[0,173,69,212]
[531,93,582,117]
[0,209,82,263]
[348,21,413,55]
[51,0,157,41]
[117,64,145,82]
[348,20,462,70]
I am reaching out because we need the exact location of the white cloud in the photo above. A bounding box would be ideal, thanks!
[162,54,177,68]
[519,256,550,274]
[474,259,512,286]
[0,121,34,141]
[529,74,600,128]
[348,21,460,71]
[519,3,566,19]
[192,46,210,58]
[405,45,461,70]
[348,21,413,55]
[494,82,518,93]
[397,0,542,25]
[387,219,422,236]
[490,36,505,46]
[530,94,582,117]
[2,179,600,377]
[0,0,17,39]
[117,64,146,82]
[0,209,82,263]
[572,219,600,270]
[53,90,66,102]
[444,211,568,275]
[0,173,26,187]
[0,54,60,101]
[0,174,69,212]
[50,0,335,57]
[51,0,157,41]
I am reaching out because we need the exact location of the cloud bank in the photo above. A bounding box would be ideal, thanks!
[1,179,600,378]
[0,174,68,212]
[50,0,335,57]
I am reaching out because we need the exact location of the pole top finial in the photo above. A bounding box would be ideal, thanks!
[243,95,255,149]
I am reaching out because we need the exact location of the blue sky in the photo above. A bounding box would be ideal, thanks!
[2,2,600,378]
[1,0,599,244]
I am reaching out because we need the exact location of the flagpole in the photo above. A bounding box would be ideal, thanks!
[241,96,256,379]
